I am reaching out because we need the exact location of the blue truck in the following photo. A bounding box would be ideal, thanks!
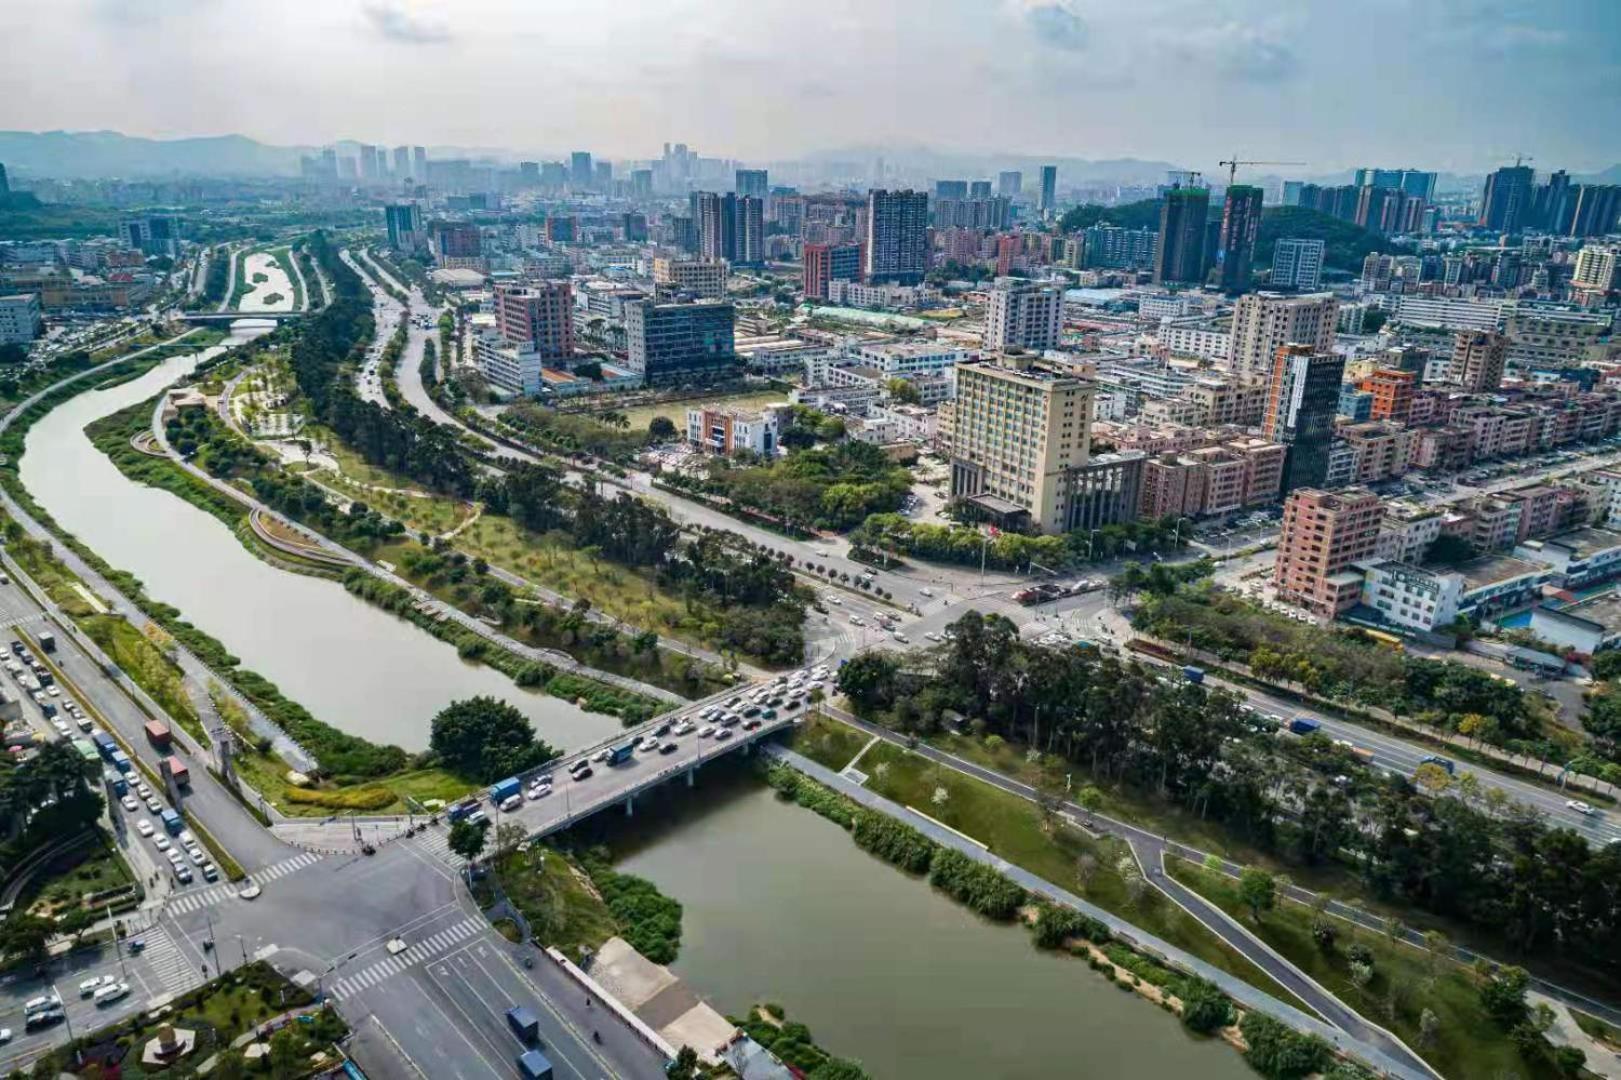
[104,770,127,796]
[607,742,636,766]
[1182,665,1205,684]
[488,777,522,805]
[159,808,184,836]
[505,1005,539,1043]
[109,749,132,773]
[1288,717,1321,736]
[91,731,117,759]
[516,1049,553,1080]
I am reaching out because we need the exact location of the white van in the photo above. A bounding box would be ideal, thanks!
[92,982,130,1006]
[499,794,522,813]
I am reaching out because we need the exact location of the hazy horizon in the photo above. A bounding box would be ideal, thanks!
[1,0,1619,174]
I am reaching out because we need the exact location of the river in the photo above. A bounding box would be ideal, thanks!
[238,252,294,313]
[612,767,1253,1080]
[19,327,619,753]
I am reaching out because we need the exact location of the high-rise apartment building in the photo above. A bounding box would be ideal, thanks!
[1453,330,1508,392]
[1216,185,1264,293]
[969,180,992,199]
[864,190,929,285]
[736,169,768,199]
[935,180,968,200]
[433,223,482,260]
[1480,164,1536,232]
[1571,246,1620,294]
[802,242,862,301]
[947,354,1094,534]
[384,203,423,253]
[696,192,736,262]
[1226,292,1337,379]
[412,147,427,182]
[632,169,653,198]
[624,300,738,384]
[983,279,1064,352]
[1569,186,1621,238]
[358,144,378,181]
[0,294,43,345]
[493,282,574,362]
[998,171,1022,197]
[1269,238,1324,290]
[570,151,593,189]
[392,146,411,178]
[0,162,9,196]
[1038,165,1057,213]
[594,161,612,190]
[1263,344,1347,493]
[1273,487,1385,617]
[1353,168,1437,202]
[621,212,648,242]
[653,257,728,301]
[1153,183,1210,285]
[734,195,764,266]
[1357,368,1416,423]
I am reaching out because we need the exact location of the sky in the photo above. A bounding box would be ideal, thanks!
[1,0,1618,173]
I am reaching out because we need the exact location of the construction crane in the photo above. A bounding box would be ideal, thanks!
[1218,158,1306,187]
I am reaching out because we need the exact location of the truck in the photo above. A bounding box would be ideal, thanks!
[505,1005,540,1044]
[109,749,132,773]
[37,631,55,654]
[91,730,117,758]
[1288,717,1321,736]
[1350,746,1375,765]
[1182,665,1205,685]
[607,742,636,766]
[159,808,184,836]
[104,770,128,796]
[516,1049,554,1080]
[71,738,98,765]
[144,720,172,749]
[488,777,522,805]
[161,755,190,788]
[447,799,480,824]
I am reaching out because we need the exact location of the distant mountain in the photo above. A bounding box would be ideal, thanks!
[0,130,308,178]
[1578,163,1621,185]
[798,144,1186,186]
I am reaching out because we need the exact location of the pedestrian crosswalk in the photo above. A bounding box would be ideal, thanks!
[166,851,323,915]
[137,925,202,998]
[411,829,465,867]
[326,917,485,1000]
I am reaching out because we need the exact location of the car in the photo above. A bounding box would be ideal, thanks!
[924,631,942,642]
[134,781,150,798]
[673,721,695,735]
[202,863,219,881]
[153,836,171,851]
[93,983,131,1006]
[175,865,194,884]
[699,725,716,738]
[526,784,551,800]
[571,764,593,780]
[714,727,733,741]
[178,829,196,846]
[79,975,115,997]
[660,740,678,754]
[892,632,909,643]
[145,797,162,813]
[920,588,934,597]
[166,849,184,865]
[592,748,612,763]
[1567,799,1596,815]
[238,884,262,900]
[188,847,207,865]
[849,615,863,626]
[135,818,153,837]
[46,685,59,697]
[120,795,139,812]
[826,596,842,606]
[0,1027,11,1044]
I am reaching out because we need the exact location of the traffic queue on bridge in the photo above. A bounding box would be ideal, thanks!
[442,663,834,827]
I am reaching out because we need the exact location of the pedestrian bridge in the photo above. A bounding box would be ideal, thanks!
[181,311,306,324]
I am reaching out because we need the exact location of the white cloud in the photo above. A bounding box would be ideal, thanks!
[363,1,452,44]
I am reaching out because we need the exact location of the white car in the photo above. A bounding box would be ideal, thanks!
[92,983,130,1006]
[826,596,842,606]
[0,1027,11,1044]
[849,615,863,626]
[120,796,139,813]
[188,847,207,866]
[166,850,184,865]
[592,748,612,763]
[135,818,154,838]
[238,884,262,900]
[673,721,695,736]
[714,728,734,741]
[699,725,716,739]
[153,836,171,851]
[920,588,934,597]
[144,797,162,814]
[1567,799,1596,816]
[79,975,115,997]
[46,685,59,697]
[178,830,196,847]
[526,784,552,800]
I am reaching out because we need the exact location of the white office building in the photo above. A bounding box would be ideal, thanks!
[1270,238,1325,291]
[984,279,1064,352]
[0,294,43,345]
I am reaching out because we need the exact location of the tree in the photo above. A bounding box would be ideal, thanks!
[885,378,921,406]
[448,818,490,863]
[0,912,53,965]
[835,652,901,713]
[494,820,528,855]
[648,415,678,442]
[1478,964,1530,1028]
[1116,854,1147,906]
[1076,853,1098,890]
[1075,785,1103,822]
[429,697,557,782]
[1413,761,1453,797]
[1238,868,1276,923]
[666,1047,701,1079]
[1418,1008,1441,1049]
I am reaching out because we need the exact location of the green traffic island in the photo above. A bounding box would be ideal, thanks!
[1167,858,1592,1080]
[20,960,350,1080]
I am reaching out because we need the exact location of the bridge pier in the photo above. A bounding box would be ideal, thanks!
[686,767,696,788]
[624,794,634,818]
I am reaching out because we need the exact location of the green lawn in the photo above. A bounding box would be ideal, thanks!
[27,836,136,916]
[1168,859,1565,1080]
[850,737,1302,1007]
[791,712,870,771]
[496,845,619,958]
[230,745,475,817]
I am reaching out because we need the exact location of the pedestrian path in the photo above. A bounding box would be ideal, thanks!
[326,917,485,1000]
[138,925,201,997]
[165,851,322,915]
